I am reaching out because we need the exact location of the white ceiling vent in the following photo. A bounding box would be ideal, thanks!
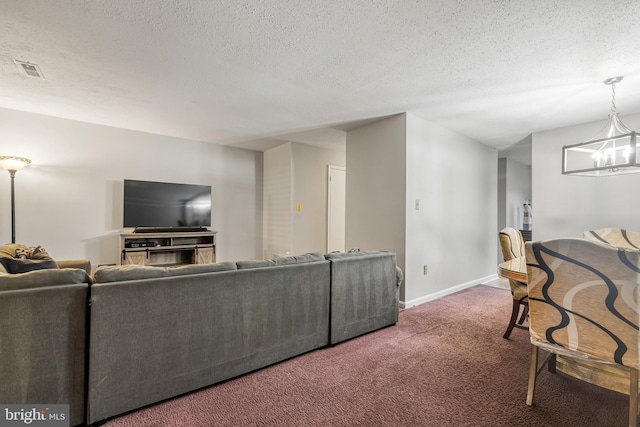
[14,60,45,79]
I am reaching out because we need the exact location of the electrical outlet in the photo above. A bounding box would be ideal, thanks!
[415,200,420,210]
[423,265,428,275]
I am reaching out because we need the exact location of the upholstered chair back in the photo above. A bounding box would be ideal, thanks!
[499,227,525,261]
[583,228,640,250]
[525,238,640,369]
[498,227,528,311]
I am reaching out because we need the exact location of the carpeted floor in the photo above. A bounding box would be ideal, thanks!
[104,285,628,426]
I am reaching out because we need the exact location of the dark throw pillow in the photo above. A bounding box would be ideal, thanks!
[0,257,59,274]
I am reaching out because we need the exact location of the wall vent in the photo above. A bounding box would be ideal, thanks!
[14,60,45,79]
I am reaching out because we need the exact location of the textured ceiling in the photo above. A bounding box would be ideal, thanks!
[1,0,640,153]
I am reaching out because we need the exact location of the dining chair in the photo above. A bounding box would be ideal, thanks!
[498,227,528,339]
[583,228,640,250]
[525,238,639,427]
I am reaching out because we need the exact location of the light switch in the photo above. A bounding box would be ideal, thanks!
[296,203,301,211]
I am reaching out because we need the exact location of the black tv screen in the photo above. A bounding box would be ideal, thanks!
[123,179,212,229]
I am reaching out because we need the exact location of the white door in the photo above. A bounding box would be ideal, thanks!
[327,165,346,253]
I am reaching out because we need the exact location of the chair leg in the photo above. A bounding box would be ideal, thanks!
[526,344,539,406]
[630,367,638,427]
[517,302,529,325]
[503,299,520,339]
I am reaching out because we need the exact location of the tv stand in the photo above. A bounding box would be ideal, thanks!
[120,231,217,266]
[133,226,209,233]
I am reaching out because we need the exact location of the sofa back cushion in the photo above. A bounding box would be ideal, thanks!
[93,262,238,283]
[236,252,324,269]
[0,268,91,292]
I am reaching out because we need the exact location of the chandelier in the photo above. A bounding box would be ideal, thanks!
[562,76,638,176]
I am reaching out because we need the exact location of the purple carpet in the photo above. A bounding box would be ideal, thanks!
[104,285,628,426]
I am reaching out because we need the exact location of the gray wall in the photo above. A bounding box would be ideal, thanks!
[0,107,263,267]
[532,112,640,240]
[498,158,507,236]
[498,157,532,231]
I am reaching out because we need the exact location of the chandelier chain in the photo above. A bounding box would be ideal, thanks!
[611,82,617,113]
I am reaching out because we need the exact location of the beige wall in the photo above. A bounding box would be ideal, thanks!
[263,143,292,258]
[0,107,263,268]
[291,142,345,255]
[263,141,346,258]
[346,114,407,296]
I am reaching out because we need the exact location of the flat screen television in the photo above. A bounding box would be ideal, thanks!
[123,179,212,231]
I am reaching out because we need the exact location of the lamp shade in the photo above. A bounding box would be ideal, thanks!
[0,156,31,172]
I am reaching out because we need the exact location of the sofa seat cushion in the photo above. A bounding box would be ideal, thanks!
[0,268,91,292]
[236,252,325,269]
[93,262,238,283]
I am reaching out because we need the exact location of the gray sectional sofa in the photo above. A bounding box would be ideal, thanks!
[0,263,92,427]
[1,250,401,426]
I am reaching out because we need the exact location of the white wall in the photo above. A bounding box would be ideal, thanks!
[532,112,640,240]
[291,142,345,255]
[0,107,263,268]
[405,114,498,306]
[346,113,497,306]
[346,114,407,299]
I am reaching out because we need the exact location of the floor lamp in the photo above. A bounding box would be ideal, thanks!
[0,156,31,244]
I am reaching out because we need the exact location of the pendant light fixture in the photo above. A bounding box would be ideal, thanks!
[562,76,638,176]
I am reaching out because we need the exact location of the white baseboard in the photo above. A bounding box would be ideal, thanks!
[399,273,499,309]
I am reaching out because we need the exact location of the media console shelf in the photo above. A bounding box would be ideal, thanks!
[120,231,217,266]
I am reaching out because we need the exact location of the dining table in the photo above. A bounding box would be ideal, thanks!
[497,256,527,283]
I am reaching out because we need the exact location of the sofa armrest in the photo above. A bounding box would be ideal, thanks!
[57,259,92,275]
[326,251,400,344]
[0,283,89,426]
